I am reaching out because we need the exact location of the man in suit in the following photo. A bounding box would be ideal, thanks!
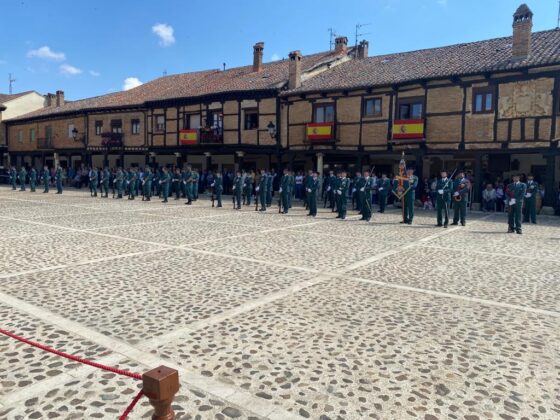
[506,174,527,234]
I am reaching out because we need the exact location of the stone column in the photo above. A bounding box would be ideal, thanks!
[53,152,60,168]
[235,151,244,172]
[175,152,182,169]
[316,152,324,178]
[473,153,482,210]
[204,152,212,171]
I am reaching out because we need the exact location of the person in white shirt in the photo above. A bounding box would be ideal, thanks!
[482,184,496,212]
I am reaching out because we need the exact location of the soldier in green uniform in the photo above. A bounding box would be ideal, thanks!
[435,170,453,228]
[451,171,470,226]
[42,166,50,193]
[183,165,193,205]
[304,170,313,210]
[244,170,253,206]
[288,170,295,208]
[506,174,527,234]
[211,172,223,207]
[9,166,17,190]
[115,167,124,199]
[377,173,390,213]
[127,168,137,200]
[232,170,242,209]
[142,166,153,201]
[173,168,181,200]
[160,167,171,203]
[19,166,27,191]
[257,169,267,211]
[90,167,98,197]
[336,171,349,220]
[192,169,200,200]
[324,170,336,210]
[352,171,362,212]
[307,171,320,217]
[29,167,37,192]
[101,167,110,198]
[280,168,291,214]
[266,170,274,207]
[394,168,418,224]
[523,174,538,224]
[360,170,374,221]
[55,165,64,194]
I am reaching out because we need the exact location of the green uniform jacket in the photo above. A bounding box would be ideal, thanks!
[507,181,527,202]
[453,177,470,202]
[436,178,453,203]
[378,178,391,194]
[525,180,539,202]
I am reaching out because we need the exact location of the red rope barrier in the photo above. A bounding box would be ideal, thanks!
[0,327,142,380]
[119,389,145,420]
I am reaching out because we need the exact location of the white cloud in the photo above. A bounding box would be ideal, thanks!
[437,0,447,6]
[270,53,280,61]
[123,77,143,91]
[60,64,82,75]
[27,46,65,61]
[89,70,100,77]
[152,23,175,47]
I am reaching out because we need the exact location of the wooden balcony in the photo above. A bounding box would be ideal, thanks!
[100,132,124,148]
[199,127,223,144]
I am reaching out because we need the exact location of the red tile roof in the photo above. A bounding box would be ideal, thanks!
[283,29,560,95]
[9,50,349,121]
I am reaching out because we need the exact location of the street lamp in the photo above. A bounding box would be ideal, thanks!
[267,121,276,139]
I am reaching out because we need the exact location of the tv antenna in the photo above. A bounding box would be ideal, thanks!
[328,28,337,50]
[557,0,559,28]
[355,23,371,46]
[8,73,15,94]
[163,69,167,76]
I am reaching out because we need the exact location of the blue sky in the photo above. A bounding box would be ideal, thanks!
[1,0,558,100]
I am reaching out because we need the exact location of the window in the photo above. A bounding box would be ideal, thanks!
[67,123,75,138]
[111,119,123,133]
[17,129,23,143]
[184,113,201,129]
[155,115,165,132]
[363,98,382,117]
[397,97,424,120]
[244,108,259,130]
[45,126,52,140]
[313,103,335,123]
[131,119,140,135]
[205,111,223,131]
[472,87,494,114]
[29,128,36,143]
[95,120,103,135]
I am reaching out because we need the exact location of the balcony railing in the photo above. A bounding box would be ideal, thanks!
[305,122,336,143]
[101,132,124,148]
[199,127,223,144]
[37,138,53,150]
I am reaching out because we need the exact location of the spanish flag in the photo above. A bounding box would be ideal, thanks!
[306,123,333,140]
[179,129,198,145]
[392,119,424,140]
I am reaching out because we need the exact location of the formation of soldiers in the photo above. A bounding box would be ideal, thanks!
[6,162,541,233]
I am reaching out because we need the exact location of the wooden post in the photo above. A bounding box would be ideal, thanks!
[142,365,179,420]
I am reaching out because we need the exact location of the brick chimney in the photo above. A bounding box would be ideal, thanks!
[357,40,369,59]
[253,42,264,72]
[56,90,65,107]
[45,93,56,107]
[288,50,302,90]
[512,4,533,60]
[335,36,348,53]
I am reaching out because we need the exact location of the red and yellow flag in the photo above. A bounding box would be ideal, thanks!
[306,123,333,141]
[179,129,198,145]
[392,119,424,140]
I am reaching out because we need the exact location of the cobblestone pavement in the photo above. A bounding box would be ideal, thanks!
[0,186,558,420]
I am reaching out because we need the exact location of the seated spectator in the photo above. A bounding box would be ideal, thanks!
[482,184,496,212]
[495,183,505,212]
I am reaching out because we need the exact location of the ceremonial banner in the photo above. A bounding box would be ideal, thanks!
[392,119,424,140]
[306,123,334,141]
[179,129,198,145]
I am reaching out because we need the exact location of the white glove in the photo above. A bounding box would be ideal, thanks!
[352,188,356,193]
[326,186,331,192]
[279,188,282,193]
[336,190,342,195]
[360,188,365,192]
[509,199,516,205]
[438,189,443,195]
[525,193,531,198]
[126,181,130,184]
[453,192,459,197]
[232,186,236,190]
[211,183,215,187]
[256,187,260,192]
[379,187,383,191]
[306,188,311,193]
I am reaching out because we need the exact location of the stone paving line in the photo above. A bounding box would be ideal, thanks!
[0,291,299,420]
[420,243,560,263]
